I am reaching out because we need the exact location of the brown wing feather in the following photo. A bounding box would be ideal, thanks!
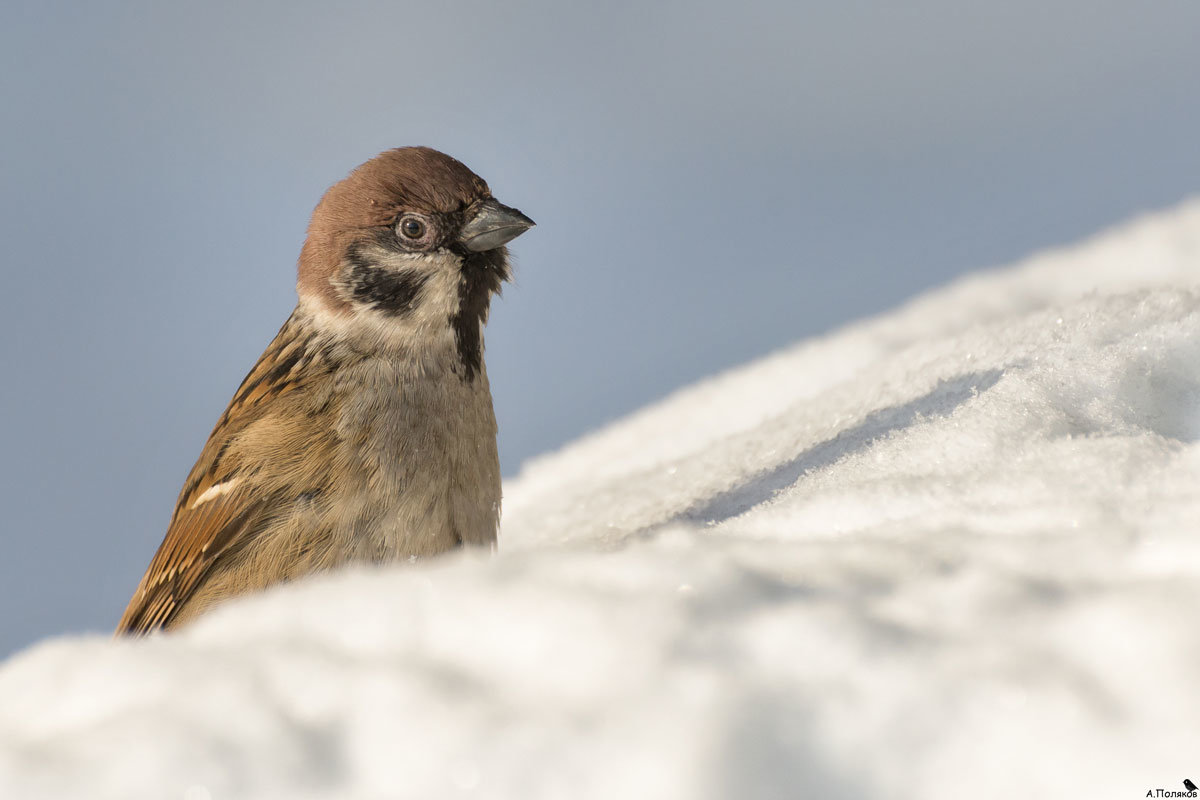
[117,312,336,635]
[116,490,271,634]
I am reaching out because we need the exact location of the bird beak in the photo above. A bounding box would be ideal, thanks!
[458,198,535,252]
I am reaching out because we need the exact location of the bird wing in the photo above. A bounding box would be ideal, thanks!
[116,483,273,634]
[117,313,337,635]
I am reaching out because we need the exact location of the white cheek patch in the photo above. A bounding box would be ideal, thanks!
[337,245,463,348]
[189,479,241,509]
[301,243,472,361]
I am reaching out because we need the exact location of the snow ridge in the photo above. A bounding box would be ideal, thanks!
[3,202,1200,799]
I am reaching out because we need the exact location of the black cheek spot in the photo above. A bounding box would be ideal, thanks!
[347,247,430,316]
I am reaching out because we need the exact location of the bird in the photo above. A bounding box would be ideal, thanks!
[116,147,534,635]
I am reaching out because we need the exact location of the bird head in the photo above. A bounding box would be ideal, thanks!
[297,147,534,375]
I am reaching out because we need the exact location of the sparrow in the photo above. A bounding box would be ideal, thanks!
[116,147,534,635]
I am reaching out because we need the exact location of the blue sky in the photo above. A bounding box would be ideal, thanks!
[2,0,1198,656]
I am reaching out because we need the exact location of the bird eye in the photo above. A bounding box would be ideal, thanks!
[399,216,427,240]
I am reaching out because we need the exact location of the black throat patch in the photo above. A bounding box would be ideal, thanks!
[450,247,507,381]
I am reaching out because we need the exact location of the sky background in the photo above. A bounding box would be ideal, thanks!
[1,0,1198,658]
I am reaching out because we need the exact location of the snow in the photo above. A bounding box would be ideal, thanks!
[4,202,1200,799]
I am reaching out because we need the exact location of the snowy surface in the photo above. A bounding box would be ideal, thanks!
[4,203,1200,799]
